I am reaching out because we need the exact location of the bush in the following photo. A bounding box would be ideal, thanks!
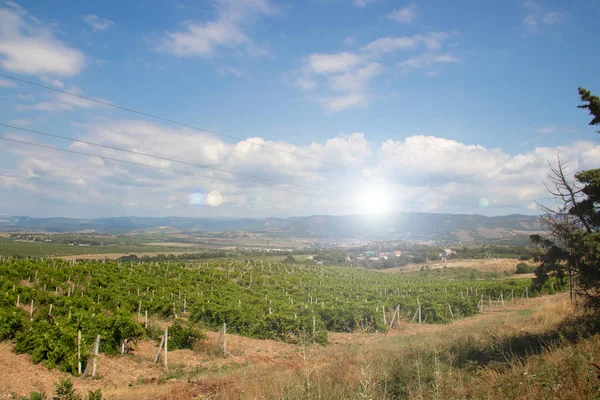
[0,307,25,340]
[168,321,207,350]
[516,262,536,274]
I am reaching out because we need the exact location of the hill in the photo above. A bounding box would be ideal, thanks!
[0,213,542,242]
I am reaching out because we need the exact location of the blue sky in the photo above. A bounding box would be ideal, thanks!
[0,0,599,219]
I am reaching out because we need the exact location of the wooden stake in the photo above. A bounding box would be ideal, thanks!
[16,295,19,307]
[154,332,165,363]
[77,330,81,375]
[91,335,100,379]
[164,328,168,370]
[145,310,148,328]
[30,299,34,320]
[447,303,454,318]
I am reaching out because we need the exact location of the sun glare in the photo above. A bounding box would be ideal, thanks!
[358,187,390,215]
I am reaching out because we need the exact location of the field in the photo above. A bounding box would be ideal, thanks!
[0,256,571,398]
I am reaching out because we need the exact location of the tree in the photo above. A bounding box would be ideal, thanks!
[532,87,600,307]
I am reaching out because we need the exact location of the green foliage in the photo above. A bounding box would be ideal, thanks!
[51,379,80,400]
[515,262,536,274]
[167,321,206,350]
[578,86,600,131]
[0,255,547,369]
[86,390,102,400]
[0,307,25,340]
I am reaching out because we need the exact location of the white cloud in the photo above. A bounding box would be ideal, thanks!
[522,1,565,33]
[398,53,458,70]
[322,93,367,113]
[343,36,355,46]
[293,32,454,112]
[156,0,276,57]
[362,32,450,56]
[82,14,115,31]
[3,121,600,217]
[307,52,361,75]
[40,76,64,88]
[354,0,376,8]
[16,86,102,111]
[0,78,16,87]
[294,76,317,91]
[0,4,85,76]
[537,126,556,133]
[387,5,417,23]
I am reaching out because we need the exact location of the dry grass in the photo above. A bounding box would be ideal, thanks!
[4,293,598,400]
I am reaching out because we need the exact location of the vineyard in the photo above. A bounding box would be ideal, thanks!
[0,257,565,376]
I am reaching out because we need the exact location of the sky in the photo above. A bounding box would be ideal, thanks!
[0,0,599,219]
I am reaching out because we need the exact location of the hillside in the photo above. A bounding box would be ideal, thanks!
[0,213,542,242]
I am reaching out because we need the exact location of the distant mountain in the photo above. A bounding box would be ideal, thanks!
[0,213,543,241]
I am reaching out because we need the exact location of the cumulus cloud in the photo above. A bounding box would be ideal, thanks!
[155,0,276,57]
[82,14,115,31]
[0,3,85,76]
[2,119,599,217]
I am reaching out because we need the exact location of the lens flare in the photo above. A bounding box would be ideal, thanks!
[188,192,206,206]
[479,198,490,208]
[207,191,223,207]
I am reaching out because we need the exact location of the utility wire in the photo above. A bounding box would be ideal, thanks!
[0,123,340,195]
[0,137,323,198]
[0,73,359,172]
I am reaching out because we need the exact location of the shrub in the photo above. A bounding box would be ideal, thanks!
[0,307,25,340]
[168,321,207,350]
[516,262,536,274]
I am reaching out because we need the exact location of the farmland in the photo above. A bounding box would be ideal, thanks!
[0,256,562,374]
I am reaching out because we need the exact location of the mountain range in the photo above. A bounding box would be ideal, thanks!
[0,213,543,241]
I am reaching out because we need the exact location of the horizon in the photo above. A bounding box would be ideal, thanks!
[1,210,542,220]
[1,1,599,219]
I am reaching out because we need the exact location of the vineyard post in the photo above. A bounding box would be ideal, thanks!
[447,303,454,318]
[48,304,52,316]
[500,292,505,307]
[16,295,19,307]
[29,299,33,320]
[153,332,165,363]
[382,306,387,327]
[138,301,141,317]
[312,315,316,337]
[145,310,148,328]
[526,287,529,300]
[479,295,484,312]
[77,330,81,375]
[488,294,492,309]
[164,328,168,370]
[91,335,100,379]
[417,297,422,324]
[223,323,227,355]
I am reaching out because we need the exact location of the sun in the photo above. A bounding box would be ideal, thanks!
[358,187,390,215]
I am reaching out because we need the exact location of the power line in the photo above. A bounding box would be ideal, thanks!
[0,136,324,198]
[0,123,340,195]
[0,72,359,172]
